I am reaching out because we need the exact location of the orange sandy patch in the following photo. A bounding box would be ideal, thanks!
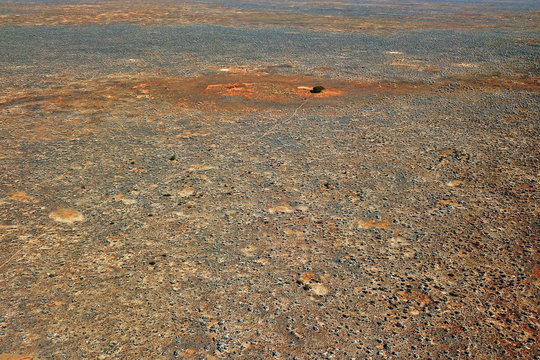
[356,218,391,229]
[205,82,255,96]
[0,355,35,360]
[202,75,347,103]
[513,184,535,191]
[300,272,318,284]
[240,245,257,257]
[309,283,329,295]
[129,166,148,173]
[9,191,32,203]
[283,228,305,238]
[298,272,328,295]
[294,86,344,98]
[48,208,85,224]
[268,204,295,214]
[532,265,540,278]
[112,194,137,205]
[397,290,434,308]
[177,131,210,138]
[188,164,216,171]
[440,198,464,208]
[446,180,465,187]
[177,186,195,198]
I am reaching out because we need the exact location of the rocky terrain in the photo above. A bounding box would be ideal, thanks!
[0,0,539,359]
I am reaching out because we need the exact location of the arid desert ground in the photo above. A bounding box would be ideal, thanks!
[0,0,539,359]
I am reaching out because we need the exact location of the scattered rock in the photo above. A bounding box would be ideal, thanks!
[298,272,328,295]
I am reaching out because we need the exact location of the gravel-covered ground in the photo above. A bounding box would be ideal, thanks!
[0,1,539,359]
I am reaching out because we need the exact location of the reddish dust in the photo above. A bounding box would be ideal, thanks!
[1,72,414,115]
[2,72,537,123]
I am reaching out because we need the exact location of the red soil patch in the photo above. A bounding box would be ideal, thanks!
[2,72,537,126]
[1,72,402,116]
